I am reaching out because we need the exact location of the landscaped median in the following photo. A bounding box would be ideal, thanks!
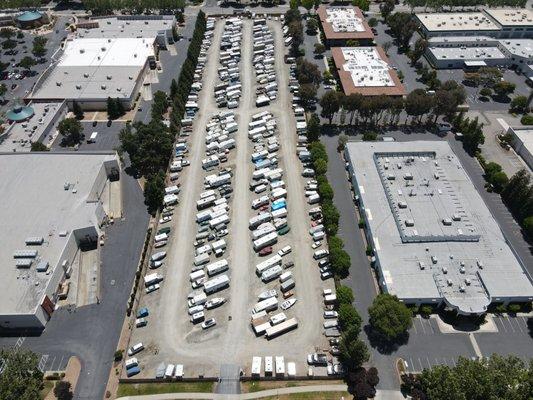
[117,381,214,397]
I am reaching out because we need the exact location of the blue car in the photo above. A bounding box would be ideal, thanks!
[126,366,140,377]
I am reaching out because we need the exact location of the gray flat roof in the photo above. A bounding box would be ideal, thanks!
[346,141,533,314]
[31,65,143,101]
[0,102,63,152]
[484,8,533,27]
[0,152,116,315]
[429,45,506,61]
[78,16,174,39]
[416,12,500,32]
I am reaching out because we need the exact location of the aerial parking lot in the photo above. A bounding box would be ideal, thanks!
[126,16,337,380]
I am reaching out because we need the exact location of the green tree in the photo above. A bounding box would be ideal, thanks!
[339,338,369,371]
[368,293,412,341]
[368,17,378,27]
[523,216,533,238]
[18,56,36,72]
[58,118,83,146]
[329,247,351,278]
[320,90,341,124]
[2,39,16,50]
[72,100,84,120]
[170,78,179,99]
[54,381,73,400]
[493,81,516,98]
[459,116,485,155]
[107,97,119,120]
[299,83,317,110]
[405,89,434,124]
[327,235,344,251]
[314,42,326,55]
[362,131,377,141]
[0,83,6,102]
[336,285,354,305]
[30,141,49,151]
[0,348,43,400]
[510,95,528,114]
[343,93,363,124]
[379,0,395,20]
[338,303,362,332]
[314,158,328,175]
[144,171,165,215]
[302,0,314,14]
[296,58,322,86]
[387,12,417,49]
[0,27,14,39]
[307,113,320,141]
[409,38,428,65]
[322,200,339,235]
[317,179,334,201]
[338,134,348,151]
[119,121,173,178]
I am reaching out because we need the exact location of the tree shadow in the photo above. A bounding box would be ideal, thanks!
[364,324,409,355]
[527,317,533,338]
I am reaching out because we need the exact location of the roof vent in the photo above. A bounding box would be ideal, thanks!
[80,48,85,53]
[101,47,106,51]
[107,75,112,80]
[76,84,81,89]
[101,84,107,89]
[56,81,62,86]
[83,73,89,78]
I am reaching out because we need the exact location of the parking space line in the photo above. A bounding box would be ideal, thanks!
[418,317,426,334]
[510,316,524,333]
[408,357,415,372]
[38,355,48,372]
[428,318,436,334]
[412,319,418,334]
[426,357,432,369]
[505,316,516,333]
[417,358,424,372]
[493,317,506,333]
[58,355,65,370]
[452,357,457,367]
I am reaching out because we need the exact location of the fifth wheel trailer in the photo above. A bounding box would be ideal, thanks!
[204,274,230,294]
[266,318,298,339]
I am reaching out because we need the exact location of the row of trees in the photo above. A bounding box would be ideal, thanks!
[81,0,185,14]
[403,354,533,400]
[318,80,466,128]
[0,0,41,8]
[502,169,533,237]
[119,11,207,215]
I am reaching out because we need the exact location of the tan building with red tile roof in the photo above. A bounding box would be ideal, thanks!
[317,5,374,45]
[332,47,406,97]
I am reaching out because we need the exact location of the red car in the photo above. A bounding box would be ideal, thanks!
[258,246,273,256]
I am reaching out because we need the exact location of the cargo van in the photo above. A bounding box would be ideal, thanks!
[313,249,329,260]
[128,342,144,356]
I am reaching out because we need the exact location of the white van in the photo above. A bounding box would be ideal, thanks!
[87,131,98,143]
[127,342,144,356]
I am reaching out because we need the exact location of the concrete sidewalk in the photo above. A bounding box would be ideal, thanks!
[116,385,404,400]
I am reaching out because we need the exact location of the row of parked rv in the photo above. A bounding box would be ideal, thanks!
[251,355,296,378]
[246,109,299,340]
[215,17,242,109]
[282,53,342,371]
[125,19,218,379]
[252,18,277,108]
[187,110,242,328]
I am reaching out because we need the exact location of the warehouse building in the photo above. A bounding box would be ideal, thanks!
[416,9,533,39]
[0,152,120,330]
[425,36,533,76]
[345,141,533,315]
[317,5,374,46]
[505,125,533,171]
[332,47,405,96]
[30,37,156,110]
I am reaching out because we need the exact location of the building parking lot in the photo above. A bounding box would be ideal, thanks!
[127,16,337,381]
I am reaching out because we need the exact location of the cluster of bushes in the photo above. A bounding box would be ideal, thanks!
[521,114,533,125]
[452,113,485,155]
[477,157,509,193]
[127,227,152,315]
[107,97,125,120]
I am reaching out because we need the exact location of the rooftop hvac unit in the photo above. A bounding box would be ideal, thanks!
[447,279,453,286]
[25,237,44,245]
[459,285,465,292]
[101,84,106,89]
[465,278,471,286]
[431,255,438,264]
[460,266,466,274]
[13,250,38,259]
[16,259,33,268]
[101,47,106,51]
[117,87,122,92]
[107,75,112,80]
[79,49,85,53]
[83,73,89,78]
[56,81,61,86]
[76,84,81,89]
[442,266,448,274]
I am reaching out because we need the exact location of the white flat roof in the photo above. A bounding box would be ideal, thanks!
[484,8,533,27]
[78,16,174,39]
[340,47,394,87]
[346,141,533,314]
[0,152,116,315]
[60,38,154,68]
[325,7,365,33]
[417,12,500,32]
[498,38,533,58]
[513,128,533,155]
[429,45,506,61]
